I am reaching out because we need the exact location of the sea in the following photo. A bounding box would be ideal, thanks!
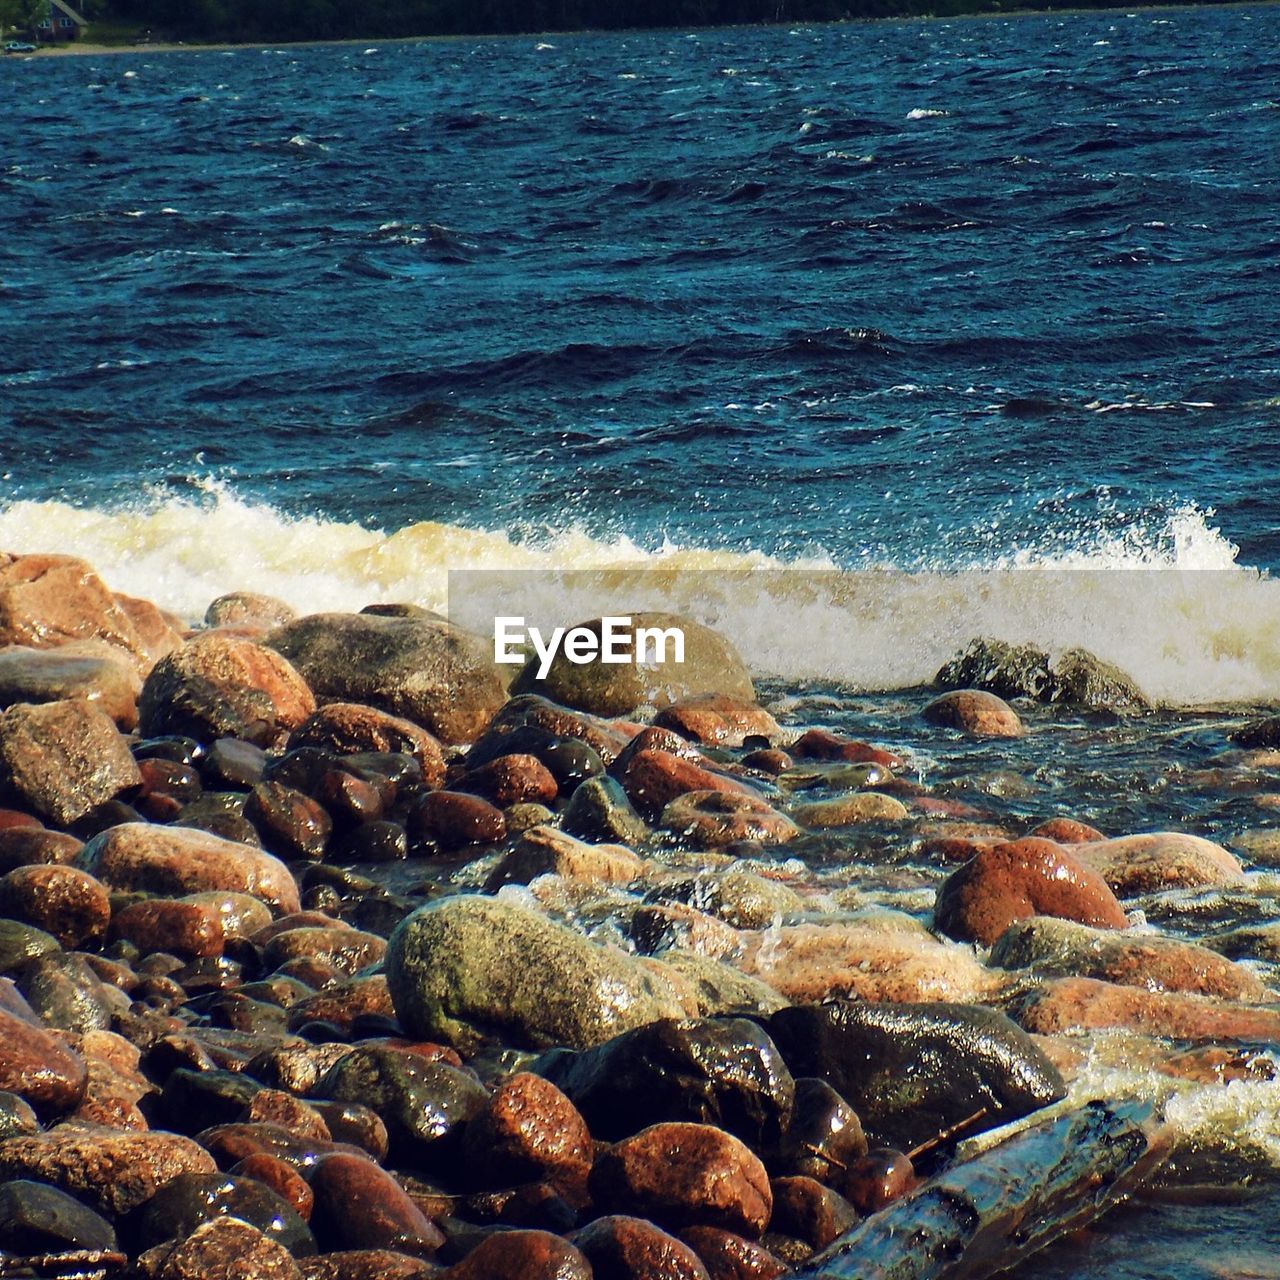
[4,7,1280,1272]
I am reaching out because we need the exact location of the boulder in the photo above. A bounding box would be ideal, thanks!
[267,613,505,745]
[0,644,141,729]
[1070,832,1246,896]
[288,703,445,788]
[485,825,644,890]
[385,895,688,1053]
[921,689,1024,738]
[662,791,800,848]
[653,694,781,748]
[0,996,88,1116]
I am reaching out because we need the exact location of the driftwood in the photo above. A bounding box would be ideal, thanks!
[793,1100,1165,1280]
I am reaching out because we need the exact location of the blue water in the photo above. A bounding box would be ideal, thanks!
[3,7,1279,568]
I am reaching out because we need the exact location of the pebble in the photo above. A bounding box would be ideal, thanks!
[921,689,1024,738]
[570,1214,711,1279]
[0,863,111,948]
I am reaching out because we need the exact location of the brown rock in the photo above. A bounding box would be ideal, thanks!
[78,823,300,916]
[0,1124,216,1215]
[113,593,186,667]
[0,827,83,871]
[789,729,903,770]
[590,1122,772,1237]
[111,898,226,959]
[485,826,643,891]
[921,689,1024,738]
[679,1226,789,1279]
[1071,832,1247,896]
[768,1176,858,1249]
[264,927,387,977]
[443,1230,591,1280]
[1016,977,1280,1041]
[411,791,506,850]
[740,749,791,775]
[479,695,631,766]
[1027,817,1105,844]
[241,1089,332,1142]
[285,975,396,1036]
[629,903,742,959]
[301,1251,440,1280]
[139,633,316,748]
[0,699,141,827]
[309,1152,445,1257]
[837,1149,918,1216]
[662,791,799,848]
[790,792,909,828]
[0,643,141,729]
[197,1122,366,1173]
[458,754,558,807]
[245,782,333,860]
[143,1216,303,1280]
[571,1215,710,1279]
[289,703,446,788]
[654,695,781,748]
[0,997,88,1116]
[462,1072,593,1191]
[0,863,110,948]
[231,1152,315,1221]
[620,750,752,821]
[933,837,1128,946]
[206,592,297,629]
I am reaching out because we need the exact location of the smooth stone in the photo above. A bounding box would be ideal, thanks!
[768,1078,867,1183]
[789,729,903,769]
[441,1229,591,1280]
[185,890,274,940]
[0,918,60,973]
[791,792,910,827]
[662,790,800,848]
[921,689,1024,738]
[284,974,397,1036]
[411,791,506,851]
[651,952,790,1019]
[1071,832,1247,896]
[0,863,110,949]
[308,1100,391,1163]
[570,1215,710,1279]
[196,1121,366,1174]
[245,782,333,860]
[457,753,559,808]
[137,1215,303,1280]
[17,951,117,1033]
[1027,816,1105,843]
[202,739,269,791]
[679,1225,788,1279]
[628,904,742,960]
[562,774,650,844]
[309,1152,445,1257]
[289,703,446,788]
[0,995,89,1116]
[619,749,753,821]
[0,1177,117,1253]
[111,898,227,960]
[0,828,83,872]
[476,695,631,767]
[654,694,782,748]
[0,643,141,729]
[1207,923,1280,964]
[205,592,296,629]
[485,825,644,891]
[644,867,803,930]
[159,1067,264,1134]
[299,1250,440,1280]
[0,1090,40,1141]
[263,926,387,976]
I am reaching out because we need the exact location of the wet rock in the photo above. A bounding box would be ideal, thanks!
[442,1229,591,1280]
[478,695,631,767]
[645,867,802,930]
[767,1000,1065,1150]
[308,1100,390,1162]
[17,951,116,1033]
[245,782,333,860]
[241,1089,332,1143]
[0,863,110,948]
[921,689,1024,738]
[1027,816,1105,843]
[175,795,263,848]
[652,953,790,1019]
[284,972,397,1035]
[0,1177,117,1253]
[1071,832,1246,896]
[138,1215,303,1280]
[791,792,909,827]
[78,823,300,916]
[0,1090,40,1141]
[196,1121,363,1173]
[935,639,1056,702]
[300,1250,440,1280]
[132,1169,316,1256]
[0,920,61,979]
[247,1042,355,1097]
[0,827,83,872]
[140,633,316,748]
[933,837,1128,945]
[590,1122,772,1236]
[1232,713,1280,749]
[0,699,141,827]
[0,1125,217,1216]
[264,926,387,976]
[1015,977,1280,1040]
[314,1045,487,1167]
[1207,923,1280,965]
[231,1152,315,1221]
[562,775,650,844]
[663,791,800,848]
[789,729,903,769]
[206,592,297,629]
[536,1017,794,1147]
[186,889,275,941]
[336,819,410,863]
[267,613,504,746]
[309,1152,444,1256]
[290,703,446,787]
[571,1215,710,1279]
[486,825,644,890]
[654,695,781,749]
[768,1175,857,1249]
[620,749,752,821]
[742,749,792,775]
[461,1071,592,1191]
[202,739,269,791]
[1050,647,1149,711]
[0,997,87,1115]
[458,754,559,808]
[160,1068,264,1134]
[386,895,687,1053]
[837,1147,918,1215]
[768,1077,867,1183]
[112,898,227,960]
[0,643,141,729]
[411,791,506,850]
[135,757,204,822]
[679,1225,788,1279]
[628,904,741,959]
[989,917,1269,1000]
[316,769,386,828]
[537,738,605,793]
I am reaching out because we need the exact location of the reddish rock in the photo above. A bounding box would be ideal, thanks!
[679,1226,789,1280]
[0,863,110,948]
[253,911,349,945]
[0,827,81,872]
[77,823,301,916]
[442,1230,591,1280]
[309,1151,445,1257]
[662,791,799,848]
[0,808,42,831]
[740,749,792,775]
[0,643,141,729]
[290,702,446,788]
[791,792,909,828]
[135,757,203,823]
[590,1122,772,1237]
[620,750,752,821]
[1027,817,1105,844]
[309,1100,391,1163]
[140,633,316,748]
[1071,832,1246,896]
[245,782,332,859]
[571,1215,710,1279]
[654,695,782,748]
[113,592,186,668]
[317,769,387,825]
[285,975,396,1036]
[458,754,559,807]
[0,998,88,1116]
[111,898,226,959]
[613,726,705,769]
[789,728,903,770]
[206,592,297,629]
[921,690,1024,738]
[1016,977,1280,1041]
[486,826,643,890]
[0,699,142,827]
[197,1122,366,1173]
[462,1072,593,1191]
[920,835,1001,864]
[232,1151,316,1221]
[480,695,632,766]
[264,926,387,977]
[411,791,506,850]
[837,1148,918,1215]
[242,1089,333,1142]
[933,837,1128,946]
[768,1176,858,1249]
[301,1250,441,1280]
[141,1216,303,1280]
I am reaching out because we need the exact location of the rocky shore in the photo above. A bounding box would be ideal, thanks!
[0,551,1276,1279]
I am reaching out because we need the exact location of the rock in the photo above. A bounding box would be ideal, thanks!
[245,782,333,860]
[202,739,269,791]
[645,868,802,931]
[309,1152,444,1256]
[140,633,316,748]
[1071,832,1246,896]
[300,1251,440,1280]
[921,690,1024,738]
[935,639,1056,702]
[140,1216,303,1280]
[0,995,88,1115]
[458,754,559,808]
[789,730,902,770]
[662,791,799,848]
[768,1078,867,1183]
[386,895,687,1053]
[485,826,643,891]
[791,792,909,827]
[78,823,300,916]
[767,1000,1065,1150]
[0,1089,39,1141]
[443,1230,591,1280]
[1207,924,1280,965]
[160,1068,264,1134]
[536,1018,794,1148]
[737,919,1000,1006]
[0,1177,117,1253]
[186,890,274,940]
[933,838,1128,946]
[590,1122,772,1237]
[654,695,781,748]
[620,750,752,821]
[1015,977,1280,1041]
[112,898,226,960]
[1050,647,1149,711]
[562,775,650,844]
[989,917,1270,1001]
[477,695,631,767]
[0,643,141,729]
[650,952,789,1020]
[0,699,141,827]
[206,592,297,629]
[267,613,504,745]
[1232,714,1280,749]
[289,704,445,788]
[0,827,82,872]
[17,950,116,1033]
[461,1072,593,1191]
[679,1226,788,1279]
[196,1122,363,1174]
[629,904,741,960]
[571,1215,711,1279]
[314,1045,487,1167]
[285,974,396,1036]
[0,918,59,974]
[411,791,506,850]
[263,926,387,976]
[0,1125,217,1216]
[836,1148,918,1216]
[132,1170,316,1256]
[1027,817,1104,843]
[0,863,110,948]
[307,1100,390,1163]
[510,613,754,718]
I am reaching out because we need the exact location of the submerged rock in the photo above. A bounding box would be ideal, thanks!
[0,997,88,1116]
[654,694,782,748]
[921,689,1024,738]
[662,790,800,848]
